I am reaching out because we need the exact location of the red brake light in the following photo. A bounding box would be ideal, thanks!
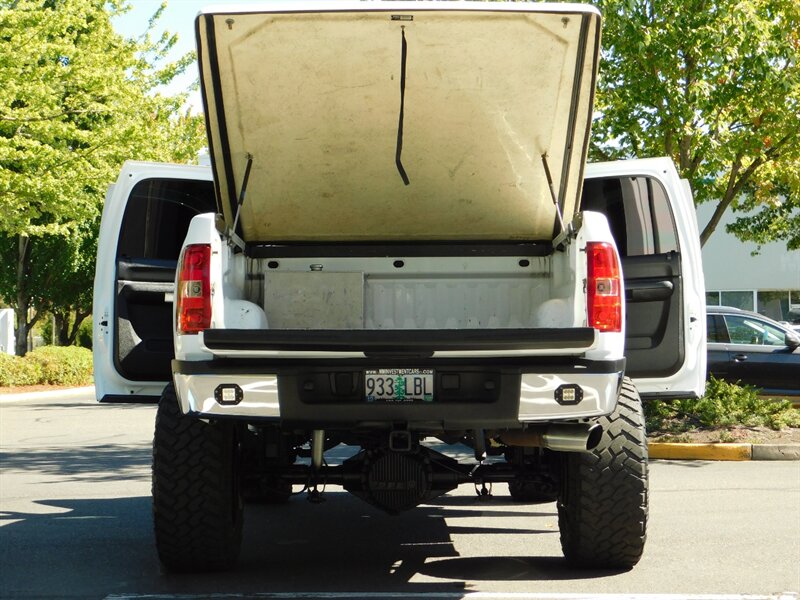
[177,244,212,334]
[586,241,622,333]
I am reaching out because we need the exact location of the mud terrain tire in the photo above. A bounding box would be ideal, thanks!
[152,384,243,572]
[557,377,648,569]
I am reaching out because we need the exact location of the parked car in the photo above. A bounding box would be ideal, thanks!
[707,306,800,396]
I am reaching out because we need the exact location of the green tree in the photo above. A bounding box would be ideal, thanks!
[0,225,92,347]
[50,221,95,347]
[0,221,95,347]
[0,0,206,355]
[591,0,800,248]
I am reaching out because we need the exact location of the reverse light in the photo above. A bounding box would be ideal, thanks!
[586,241,622,332]
[177,244,212,334]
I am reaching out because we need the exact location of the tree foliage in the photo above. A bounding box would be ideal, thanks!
[0,221,95,346]
[591,0,800,248]
[0,0,206,354]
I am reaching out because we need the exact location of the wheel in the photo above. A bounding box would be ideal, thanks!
[557,377,648,569]
[152,384,243,572]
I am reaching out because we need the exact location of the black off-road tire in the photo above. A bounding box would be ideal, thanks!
[152,384,243,572]
[557,377,648,569]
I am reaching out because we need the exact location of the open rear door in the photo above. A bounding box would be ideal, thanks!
[93,162,215,402]
[583,158,706,399]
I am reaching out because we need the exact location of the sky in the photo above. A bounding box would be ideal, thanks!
[111,1,267,111]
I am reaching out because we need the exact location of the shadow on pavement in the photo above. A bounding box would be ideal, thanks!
[0,486,624,600]
[0,438,626,598]
[0,443,150,482]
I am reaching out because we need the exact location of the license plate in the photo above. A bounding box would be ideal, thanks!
[365,369,434,402]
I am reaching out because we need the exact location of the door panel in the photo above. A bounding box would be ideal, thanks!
[115,280,174,381]
[622,254,684,376]
[725,344,800,392]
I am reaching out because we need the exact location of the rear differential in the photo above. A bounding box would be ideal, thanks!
[343,445,459,514]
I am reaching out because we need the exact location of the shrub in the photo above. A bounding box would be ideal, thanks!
[0,346,93,388]
[0,353,43,387]
[645,376,800,432]
[26,346,93,386]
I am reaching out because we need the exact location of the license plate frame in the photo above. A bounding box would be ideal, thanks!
[365,369,434,403]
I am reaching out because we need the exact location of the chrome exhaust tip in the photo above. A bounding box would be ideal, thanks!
[500,422,603,453]
[543,423,603,453]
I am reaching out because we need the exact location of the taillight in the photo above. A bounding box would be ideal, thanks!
[586,241,622,332]
[176,244,212,334]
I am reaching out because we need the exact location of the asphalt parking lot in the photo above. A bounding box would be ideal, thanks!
[1,390,798,599]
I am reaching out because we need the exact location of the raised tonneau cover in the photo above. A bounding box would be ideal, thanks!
[196,2,601,243]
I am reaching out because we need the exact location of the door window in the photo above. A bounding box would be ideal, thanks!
[117,178,216,261]
[581,176,679,258]
[707,314,728,343]
[723,315,786,346]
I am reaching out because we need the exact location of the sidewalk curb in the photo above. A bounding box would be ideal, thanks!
[0,385,95,403]
[649,442,800,461]
[751,444,800,460]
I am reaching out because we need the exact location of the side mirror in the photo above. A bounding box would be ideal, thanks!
[786,332,800,350]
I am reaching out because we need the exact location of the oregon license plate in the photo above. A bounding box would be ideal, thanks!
[365,369,434,402]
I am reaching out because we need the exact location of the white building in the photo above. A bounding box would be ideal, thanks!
[697,203,800,324]
[0,308,14,355]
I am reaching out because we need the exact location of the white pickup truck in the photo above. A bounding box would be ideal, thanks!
[93,2,706,572]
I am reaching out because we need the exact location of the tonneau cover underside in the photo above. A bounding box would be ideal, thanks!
[196,2,601,243]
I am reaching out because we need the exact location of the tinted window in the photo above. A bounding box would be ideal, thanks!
[582,176,679,257]
[707,315,728,343]
[724,315,787,346]
[116,178,216,261]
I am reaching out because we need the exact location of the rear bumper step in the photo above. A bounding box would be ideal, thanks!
[201,327,597,354]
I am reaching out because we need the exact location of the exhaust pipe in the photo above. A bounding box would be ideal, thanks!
[500,423,603,453]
